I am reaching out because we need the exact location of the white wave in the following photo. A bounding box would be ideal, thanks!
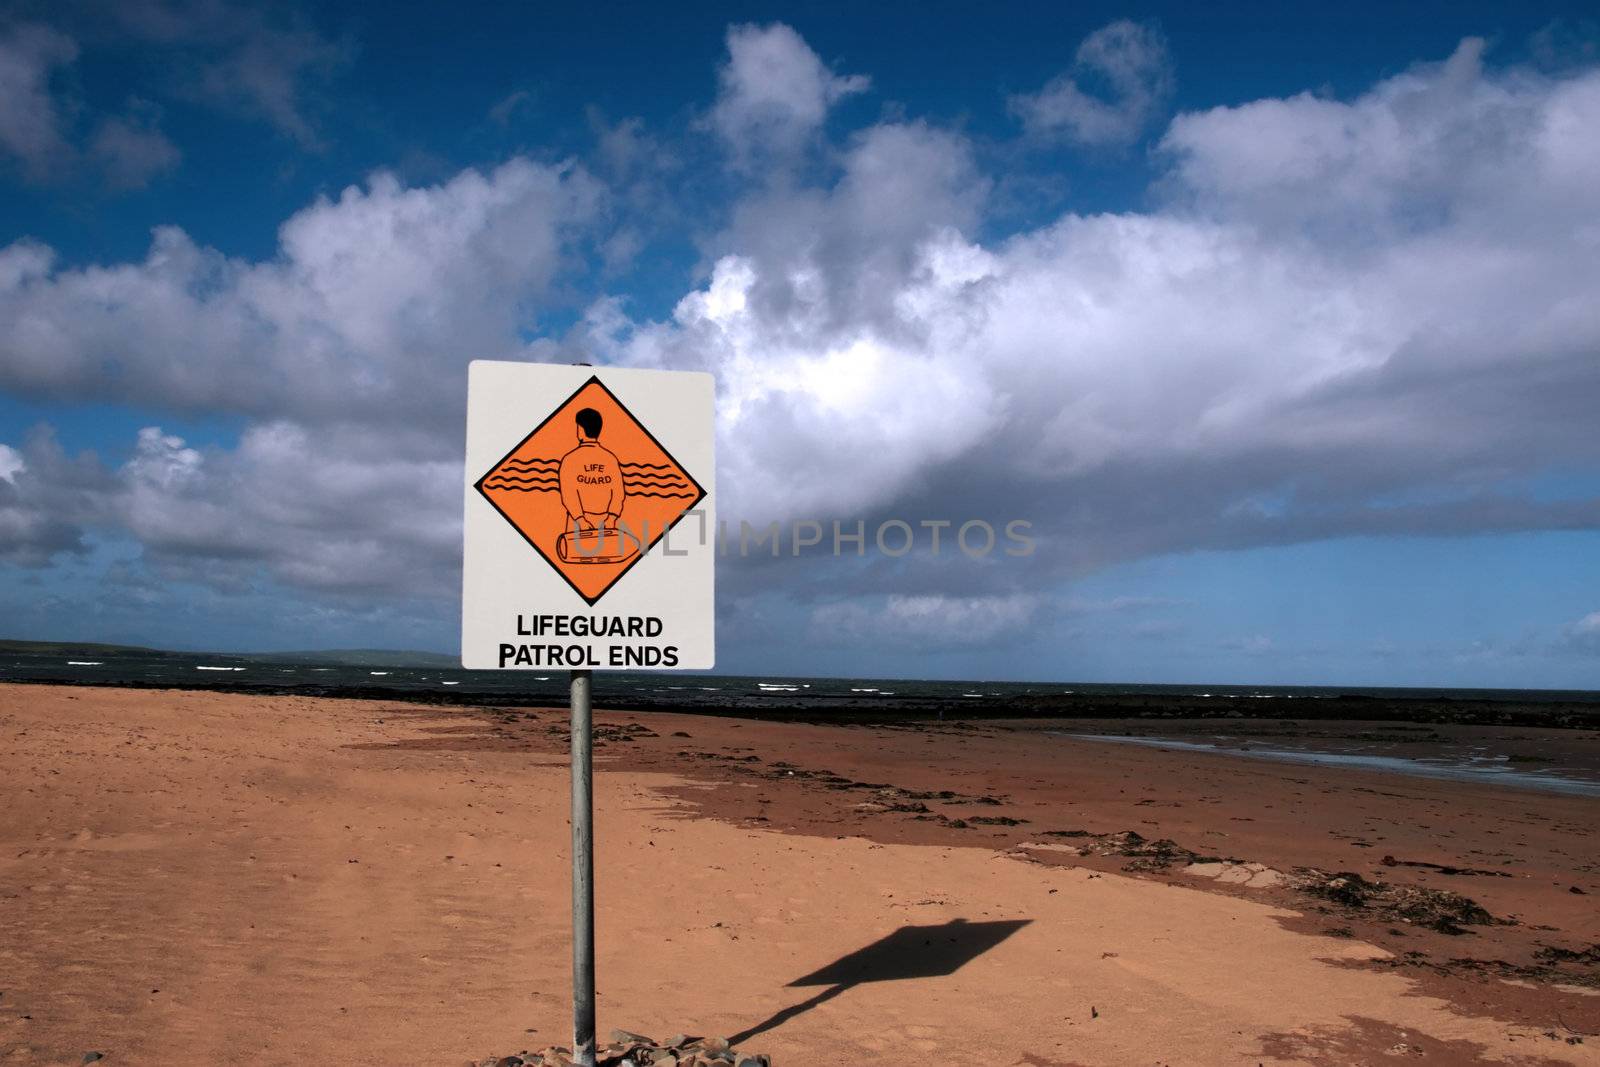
[850,688,878,693]
[369,671,390,676]
[442,681,459,686]
[196,666,245,671]
[67,660,102,666]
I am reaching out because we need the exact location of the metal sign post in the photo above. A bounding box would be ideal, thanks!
[570,668,596,1067]
[461,361,714,1067]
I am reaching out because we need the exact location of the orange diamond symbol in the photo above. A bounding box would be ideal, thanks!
[474,375,706,606]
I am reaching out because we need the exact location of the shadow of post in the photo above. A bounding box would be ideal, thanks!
[728,918,1031,1046]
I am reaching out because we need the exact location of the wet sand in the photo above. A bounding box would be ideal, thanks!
[1,683,1596,1065]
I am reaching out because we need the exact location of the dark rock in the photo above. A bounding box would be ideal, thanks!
[485,1028,768,1067]
[1535,943,1600,966]
[1309,872,1378,909]
[1296,868,1496,933]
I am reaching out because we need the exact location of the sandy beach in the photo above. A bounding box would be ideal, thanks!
[1,682,1596,1065]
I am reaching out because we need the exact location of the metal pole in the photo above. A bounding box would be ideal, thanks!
[569,668,596,1067]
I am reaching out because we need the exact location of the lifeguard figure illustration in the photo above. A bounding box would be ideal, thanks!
[556,407,635,564]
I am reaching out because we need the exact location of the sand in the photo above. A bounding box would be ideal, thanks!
[1,683,1596,1065]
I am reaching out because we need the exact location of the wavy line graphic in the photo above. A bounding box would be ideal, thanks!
[620,462,673,470]
[483,484,694,498]
[485,476,559,485]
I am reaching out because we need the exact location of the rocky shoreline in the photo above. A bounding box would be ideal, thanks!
[477,1031,770,1067]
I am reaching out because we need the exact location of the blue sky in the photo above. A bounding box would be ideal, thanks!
[3,1,1600,687]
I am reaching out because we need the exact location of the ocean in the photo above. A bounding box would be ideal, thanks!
[4,645,1598,715]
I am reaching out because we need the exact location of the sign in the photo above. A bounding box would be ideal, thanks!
[463,361,715,670]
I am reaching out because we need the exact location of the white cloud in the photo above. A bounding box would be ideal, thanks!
[1568,611,1600,653]
[0,428,97,565]
[1127,619,1182,639]
[0,443,22,484]
[1157,38,1600,238]
[89,106,181,188]
[811,593,1040,649]
[1011,20,1173,147]
[0,157,596,593]
[596,37,1600,582]
[0,418,459,593]
[1222,635,1275,655]
[0,23,78,180]
[116,422,460,596]
[709,23,868,165]
[7,27,1600,642]
[197,30,339,146]
[596,120,994,522]
[107,0,346,146]
[1063,596,1187,614]
[0,158,600,426]
[0,2,344,191]
[488,88,534,127]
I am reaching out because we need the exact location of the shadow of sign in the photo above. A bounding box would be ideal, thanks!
[730,918,1031,1045]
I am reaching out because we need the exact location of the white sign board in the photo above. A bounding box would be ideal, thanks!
[462,361,715,670]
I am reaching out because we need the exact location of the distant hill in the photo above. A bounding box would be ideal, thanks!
[0,638,173,658]
[0,638,456,669]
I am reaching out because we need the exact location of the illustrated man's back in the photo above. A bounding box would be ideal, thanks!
[559,443,624,525]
